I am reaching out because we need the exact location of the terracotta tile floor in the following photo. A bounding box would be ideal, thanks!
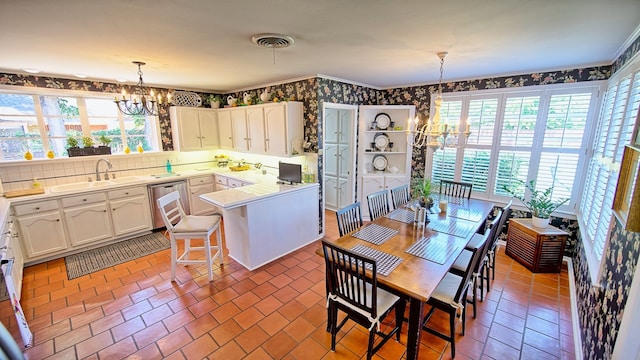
[2,211,576,359]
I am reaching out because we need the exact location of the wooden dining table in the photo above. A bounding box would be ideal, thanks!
[323,196,495,360]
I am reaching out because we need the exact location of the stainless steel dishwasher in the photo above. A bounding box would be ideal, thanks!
[149,180,190,229]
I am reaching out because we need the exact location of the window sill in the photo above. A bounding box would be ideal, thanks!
[0,151,167,167]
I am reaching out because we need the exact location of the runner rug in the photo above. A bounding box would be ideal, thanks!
[64,231,169,280]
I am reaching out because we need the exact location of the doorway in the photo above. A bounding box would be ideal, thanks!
[322,103,358,213]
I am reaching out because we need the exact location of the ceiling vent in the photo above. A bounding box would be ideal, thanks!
[251,33,295,49]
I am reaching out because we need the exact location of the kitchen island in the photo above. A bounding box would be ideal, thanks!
[200,182,320,270]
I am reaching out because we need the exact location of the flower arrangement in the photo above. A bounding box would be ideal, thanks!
[503,179,568,219]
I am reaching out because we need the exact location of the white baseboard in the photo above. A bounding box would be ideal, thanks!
[564,256,584,360]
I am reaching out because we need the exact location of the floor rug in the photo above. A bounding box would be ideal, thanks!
[65,231,170,280]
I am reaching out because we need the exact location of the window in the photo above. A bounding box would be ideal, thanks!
[427,83,602,215]
[579,57,640,282]
[0,90,160,160]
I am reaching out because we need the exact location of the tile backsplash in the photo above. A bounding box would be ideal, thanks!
[0,151,215,192]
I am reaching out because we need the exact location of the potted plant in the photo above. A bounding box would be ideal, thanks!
[81,136,95,156]
[66,136,81,157]
[96,135,112,155]
[503,179,569,228]
[208,94,222,109]
[411,176,434,209]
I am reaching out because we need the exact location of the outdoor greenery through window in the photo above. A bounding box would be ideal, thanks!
[0,91,160,160]
[427,83,602,214]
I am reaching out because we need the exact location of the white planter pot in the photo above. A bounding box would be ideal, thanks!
[532,216,550,228]
[210,101,220,109]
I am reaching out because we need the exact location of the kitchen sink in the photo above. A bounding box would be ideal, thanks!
[49,176,146,193]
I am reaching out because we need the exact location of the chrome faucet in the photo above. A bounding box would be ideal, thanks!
[95,158,113,181]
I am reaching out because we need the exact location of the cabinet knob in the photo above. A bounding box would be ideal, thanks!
[103,210,107,213]
[83,199,87,202]
[125,192,129,195]
[35,207,40,210]
[56,219,60,222]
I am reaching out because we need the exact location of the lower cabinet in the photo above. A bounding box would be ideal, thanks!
[12,185,152,262]
[188,175,218,215]
[108,187,152,236]
[15,210,68,259]
[62,193,112,246]
[360,174,407,220]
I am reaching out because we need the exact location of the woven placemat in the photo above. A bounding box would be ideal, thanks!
[64,232,169,280]
[406,237,459,265]
[385,208,415,224]
[351,244,403,276]
[429,217,477,238]
[352,223,398,245]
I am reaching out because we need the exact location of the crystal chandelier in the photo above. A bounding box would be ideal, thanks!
[407,52,471,150]
[114,61,170,116]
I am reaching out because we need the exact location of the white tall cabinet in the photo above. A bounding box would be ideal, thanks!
[358,105,415,220]
[324,107,356,211]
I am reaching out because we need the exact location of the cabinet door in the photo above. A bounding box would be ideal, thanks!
[231,109,249,151]
[198,110,219,149]
[360,176,385,220]
[189,183,218,215]
[264,105,288,156]
[175,108,203,151]
[63,203,113,246]
[246,107,266,153]
[110,196,152,236]
[16,211,68,258]
[384,175,407,190]
[217,110,234,149]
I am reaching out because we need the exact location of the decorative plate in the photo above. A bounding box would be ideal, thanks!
[172,91,202,107]
[374,133,389,151]
[375,113,391,130]
[372,155,388,171]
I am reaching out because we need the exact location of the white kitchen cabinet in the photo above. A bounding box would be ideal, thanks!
[108,186,152,236]
[217,110,234,149]
[218,101,303,156]
[14,200,68,258]
[62,193,113,247]
[360,174,407,220]
[188,175,218,215]
[170,106,219,151]
[1,214,23,300]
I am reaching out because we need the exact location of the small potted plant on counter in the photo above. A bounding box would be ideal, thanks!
[81,136,95,156]
[67,136,81,157]
[96,135,112,155]
[503,179,569,228]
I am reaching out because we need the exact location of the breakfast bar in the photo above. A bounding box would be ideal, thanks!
[200,182,320,270]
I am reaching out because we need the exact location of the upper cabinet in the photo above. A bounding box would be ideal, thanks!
[218,101,304,156]
[170,107,219,151]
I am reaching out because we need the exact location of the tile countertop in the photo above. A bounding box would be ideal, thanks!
[0,167,291,223]
[200,182,319,210]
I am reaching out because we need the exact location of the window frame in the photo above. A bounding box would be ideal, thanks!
[0,85,162,160]
[426,81,605,218]
[579,53,640,284]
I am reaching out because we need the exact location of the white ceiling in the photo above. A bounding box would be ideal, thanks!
[1,0,639,93]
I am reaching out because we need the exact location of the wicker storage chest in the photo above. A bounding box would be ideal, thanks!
[505,219,569,273]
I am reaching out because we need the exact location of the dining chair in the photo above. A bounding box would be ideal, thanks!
[450,211,501,315]
[156,191,223,282]
[422,236,485,359]
[487,201,512,283]
[389,184,411,209]
[321,240,406,360]
[335,202,364,237]
[440,179,473,199]
[366,189,390,220]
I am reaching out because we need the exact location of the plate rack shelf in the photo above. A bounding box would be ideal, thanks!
[358,105,415,220]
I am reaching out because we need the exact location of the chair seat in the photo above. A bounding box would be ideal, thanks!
[451,249,472,274]
[430,272,463,305]
[174,214,221,234]
[465,232,486,250]
[331,282,400,329]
